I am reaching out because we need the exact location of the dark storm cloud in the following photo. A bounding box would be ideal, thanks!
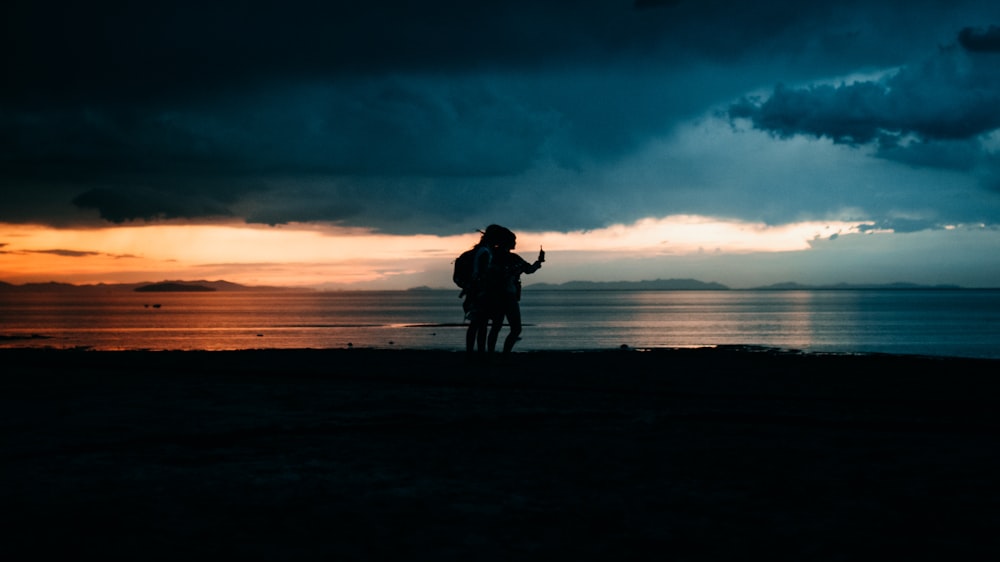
[2,0,691,227]
[729,31,1000,175]
[958,25,1000,52]
[4,79,556,225]
[730,44,1000,144]
[633,0,682,9]
[3,0,932,102]
[71,187,234,223]
[2,0,685,104]
[4,81,551,179]
[5,0,1000,232]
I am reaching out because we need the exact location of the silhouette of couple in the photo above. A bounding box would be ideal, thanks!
[464,225,544,359]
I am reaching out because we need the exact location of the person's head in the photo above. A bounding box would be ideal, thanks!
[481,224,515,249]
[500,228,516,250]
[480,224,502,246]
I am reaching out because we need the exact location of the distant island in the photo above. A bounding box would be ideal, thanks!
[750,281,964,290]
[134,282,216,292]
[0,280,302,293]
[526,279,968,291]
[528,278,729,291]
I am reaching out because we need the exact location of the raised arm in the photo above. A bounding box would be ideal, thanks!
[517,254,543,274]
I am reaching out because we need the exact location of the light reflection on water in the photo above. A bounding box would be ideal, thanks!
[1,289,999,358]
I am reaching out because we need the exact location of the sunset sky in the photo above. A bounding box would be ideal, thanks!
[4,0,1000,289]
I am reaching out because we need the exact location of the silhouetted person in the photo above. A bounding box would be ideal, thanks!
[485,227,544,355]
[464,225,508,358]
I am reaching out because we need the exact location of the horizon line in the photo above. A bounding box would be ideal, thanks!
[2,278,995,291]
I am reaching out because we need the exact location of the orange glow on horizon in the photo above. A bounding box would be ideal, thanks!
[1,216,866,287]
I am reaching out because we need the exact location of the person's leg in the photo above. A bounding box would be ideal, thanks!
[487,308,504,352]
[466,305,490,355]
[465,312,481,354]
[478,316,491,352]
[502,302,522,354]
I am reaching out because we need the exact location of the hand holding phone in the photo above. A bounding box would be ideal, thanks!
[538,246,545,263]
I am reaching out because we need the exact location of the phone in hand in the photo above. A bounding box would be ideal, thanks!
[538,246,545,262]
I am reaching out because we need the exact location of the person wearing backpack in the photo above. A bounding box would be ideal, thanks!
[484,226,544,356]
[456,225,506,358]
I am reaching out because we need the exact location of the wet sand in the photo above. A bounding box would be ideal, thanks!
[2,347,999,560]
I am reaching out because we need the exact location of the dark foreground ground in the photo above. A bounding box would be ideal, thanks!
[2,347,999,560]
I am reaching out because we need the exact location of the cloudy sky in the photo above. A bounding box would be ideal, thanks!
[3,0,1000,288]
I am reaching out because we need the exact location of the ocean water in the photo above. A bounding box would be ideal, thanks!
[1,289,999,359]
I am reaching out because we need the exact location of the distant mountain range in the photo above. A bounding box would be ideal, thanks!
[0,278,976,292]
[134,282,217,292]
[527,278,729,290]
[750,281,964,290]
[0,280,301,293]
[526,278,966,290]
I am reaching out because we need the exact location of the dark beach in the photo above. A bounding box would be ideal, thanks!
[2,347,999,560]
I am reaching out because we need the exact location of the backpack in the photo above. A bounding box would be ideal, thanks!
[453,248,478,290]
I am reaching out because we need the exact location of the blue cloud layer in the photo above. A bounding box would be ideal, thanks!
[3,0,1000,234]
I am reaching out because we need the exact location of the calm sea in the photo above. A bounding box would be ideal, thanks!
[2,289,999,359]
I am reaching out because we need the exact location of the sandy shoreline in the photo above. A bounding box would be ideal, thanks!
[2,347,999,559]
